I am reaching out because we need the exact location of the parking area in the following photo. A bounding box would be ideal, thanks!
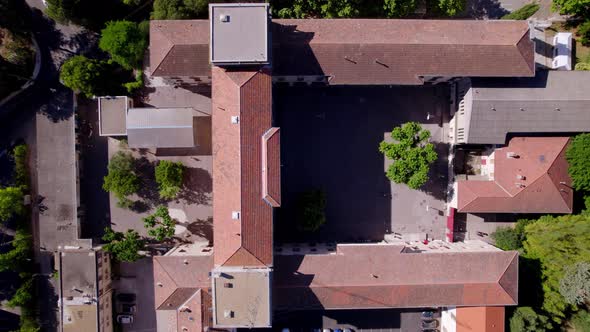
[275,85,450,243]
[269,308,434,332]
[113,258,157,332]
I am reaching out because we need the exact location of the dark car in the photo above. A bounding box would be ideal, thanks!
[421,311,435,320]
[421,319,438,330]
[116,293,136,303]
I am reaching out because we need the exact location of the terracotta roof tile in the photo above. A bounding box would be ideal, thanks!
[274,245,518,309]
[150,20,210,77]
[456,306,505,332]
[272,19,534,84]
[212,67,276,267]
[457,137,572,213]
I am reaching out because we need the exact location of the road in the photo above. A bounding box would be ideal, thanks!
[0,1,97,330]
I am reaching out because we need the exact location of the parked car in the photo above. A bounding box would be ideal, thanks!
[334,329,343,332]
[343,328,353,332]
[121,304,137,314]
[421,319,438,329]
[322,329,331,332]
[117,315,134,324]
[116,293,136,303]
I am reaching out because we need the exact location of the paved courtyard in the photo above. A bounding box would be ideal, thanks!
[276,85,449,243]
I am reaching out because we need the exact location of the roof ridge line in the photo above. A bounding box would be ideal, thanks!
[151,45,175,76]
[495,252,519,304]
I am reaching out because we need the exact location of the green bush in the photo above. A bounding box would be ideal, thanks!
[102,152,140,208]
[571,310,590,332]
[509,307,552,332]
[0,186,24,222]
[102,228,145,262]
[151,0,209,19]
[13,144,28,189]
[296,190,327,232]
[379,122,437,190]
[501,3,540,19]
[576,62,590,70]
[143,206,176,241]
[7,277,33,308]
[578,21,590,46]
[123,70,144,94]
[566,133,590,191]
[155,160,184,200]
[491,227,520,250]
[60,55,108,98]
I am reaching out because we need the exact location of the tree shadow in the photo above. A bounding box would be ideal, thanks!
[420,142,450,202]
[519,256,545,308]
[465,0,509,18]
[186,217,213,244]
[30,8,64,52]
[37,84,74,122]
[178,167,212,206]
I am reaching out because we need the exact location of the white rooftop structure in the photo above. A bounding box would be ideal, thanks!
[209,3,269,65]
[552,32,572,71]
[126,107,196,148]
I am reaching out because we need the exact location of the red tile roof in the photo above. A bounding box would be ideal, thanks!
[273,245,518,309]
[150,20,210,77]
[212,66,277,267]
[153,255,213,332]
[457,137,572,213]
[456,306,505,332]
[272,19,534,84]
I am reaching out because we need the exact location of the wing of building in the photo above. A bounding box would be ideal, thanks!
[452,71,590,145]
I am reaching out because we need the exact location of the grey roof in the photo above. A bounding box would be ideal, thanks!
[59,250,97,298]
[98,96,129,136]
[463,71,590,144]
[209,3,269,64]
[126,108,196,148]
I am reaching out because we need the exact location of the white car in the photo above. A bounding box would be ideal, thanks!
[117,315,134,324]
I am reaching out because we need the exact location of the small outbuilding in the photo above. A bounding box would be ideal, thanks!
[126,107,196,148]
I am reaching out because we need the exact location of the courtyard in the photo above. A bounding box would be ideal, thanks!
[275,85,450,243]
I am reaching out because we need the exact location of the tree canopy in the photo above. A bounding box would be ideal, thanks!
[523,214,590,322]
[102,228,145,262]
[566,133,590,192]
[296,189,327,232]
[99,21,147,70]
[552,0,590,16]
[60,55,108,98]
[155,160,184,200]
[151,0,209,19]
[509,307,552,332]
[382,0,417,17]
[0,186,24,222]
[559,262,590,306]
[379,122,437,189]
[277,0,361,18]
[143,206,176,241]
[436,0,465,16]
[102,152,140,208]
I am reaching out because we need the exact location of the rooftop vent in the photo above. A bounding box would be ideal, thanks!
[232,211,240,220]
[157,282,163,287]
[516,174,526,180]
[224,282,233,288]
[515,182,525,188]
[507,152,519,159]
[224,310,234,318]
[231,116,239,124]
[183,259,189,265]
[219,14,230,22]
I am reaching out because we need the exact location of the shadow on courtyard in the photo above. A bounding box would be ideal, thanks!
[275,85,450,243]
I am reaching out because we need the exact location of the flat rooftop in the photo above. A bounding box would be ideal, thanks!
[212,267,271,328]
[98,96,129,136]
[126,107,196,148]
[210,3,269,64]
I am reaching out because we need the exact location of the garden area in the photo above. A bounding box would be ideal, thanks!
[100,140,213,263]
[490,133,590,332]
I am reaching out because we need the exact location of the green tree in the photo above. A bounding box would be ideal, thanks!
[122,0,141,5]
[552,0,590,16]
[155,160,184,199]
[59,55,107,98]
[7,278,33,308]
[383,0,417,17]
[379,122,437,189]
[143,205,176,241]
[509,307,551,332]
[437,0,465,16]
[296,189,326,232]
[491,227,520,250]
[277,0,360,18]
[13,144,28,189]
[102,228,145,262]
[102,152,140,208]
[523,214,590,322]
[559,262,590,305]
[45,0,78,24]
[566,133,590,192]
[578,21,590,46]
[99,21,147,70]
[501,3,540,19]
[0,186,24,221]
[571,310,590,332]
[0,229,32,273]
[151,0,209,19]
